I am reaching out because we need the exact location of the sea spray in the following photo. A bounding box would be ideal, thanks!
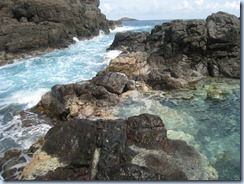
[72,37,80,43]
[0,21,158,160]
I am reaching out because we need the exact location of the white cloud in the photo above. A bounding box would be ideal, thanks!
[172,0,240,15]
[183,0,192,10]
[100,3,113,14]
[100,0,240,20]
[194,0,205,7]
[223,1,240,10]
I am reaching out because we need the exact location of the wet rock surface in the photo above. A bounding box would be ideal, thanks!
[107,12,240,90]
[0,149,32,180]
[0,0,110,66]
[31,71,131,121]
[19,114,217,180]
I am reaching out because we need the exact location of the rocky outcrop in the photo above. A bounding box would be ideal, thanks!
[107,12,240,90]
[0,0,110,66]
[19,114,217,180]
[107,20,123,30]
[32,71,135,121]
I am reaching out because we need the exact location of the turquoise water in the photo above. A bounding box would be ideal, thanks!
[114,78,240,180]
[0,21,163,159]
[0,32,116,157]
[0,20,240,180]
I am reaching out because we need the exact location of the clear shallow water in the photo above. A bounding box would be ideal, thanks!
[0,20,240,180]
[114,78,240,180]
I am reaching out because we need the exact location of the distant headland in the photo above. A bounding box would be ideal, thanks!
[118,17,138,21]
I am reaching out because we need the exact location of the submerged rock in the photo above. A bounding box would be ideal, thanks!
[0,149,31,180]
[19,114,217,180]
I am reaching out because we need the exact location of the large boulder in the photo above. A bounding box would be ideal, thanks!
[19,114,217,180]
[0,0,110,66]
[206,12,240,78]
[92,72,128,95]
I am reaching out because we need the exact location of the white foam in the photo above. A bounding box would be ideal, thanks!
[1,114,51,150]
[0,81,15,93]
[104,50,122,60]
[6,88,49,109]
[0,25,124,160]
[99,30,105,36]
[110,25,152,33]
[72,37,80,42]
[102,50,122,66]
[110,26,136,33]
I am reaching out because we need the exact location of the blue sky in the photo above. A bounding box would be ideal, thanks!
[100,0,240,20]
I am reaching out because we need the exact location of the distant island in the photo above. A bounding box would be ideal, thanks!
[118,17,138,21]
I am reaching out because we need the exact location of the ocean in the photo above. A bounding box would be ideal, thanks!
[0,20,240,180]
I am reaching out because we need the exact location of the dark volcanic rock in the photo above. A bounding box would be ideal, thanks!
[0,0,110,66]
[92,72,128,95]
[20,114,215,180]
[107,12,240,90]
[108,31,150,52]
[206,12,240,78]
[32,71,131,121]
[107,20,123,30]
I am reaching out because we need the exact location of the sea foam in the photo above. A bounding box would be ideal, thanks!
[104,50,122,62]
[0,20,161,174]
[0,114,51,155]
[72,37,80,42]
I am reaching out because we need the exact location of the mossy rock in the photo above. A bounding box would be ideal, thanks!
[206,85,225,100]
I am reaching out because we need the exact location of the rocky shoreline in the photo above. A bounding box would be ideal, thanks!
[107,11,240,86]
[0,11,240,180]
[0,0,122,66]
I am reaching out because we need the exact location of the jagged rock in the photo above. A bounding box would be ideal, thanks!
[32,72,132,121]
[0,0,110,66]
[19,114,217,180]
[106,51,150,79]
[207,12,240,49]
[92,72,128,95]
[107,12,240,90]
[107,20,123,30]
[108,31,150,52]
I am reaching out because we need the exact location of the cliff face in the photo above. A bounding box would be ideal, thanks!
[0,0,109,66]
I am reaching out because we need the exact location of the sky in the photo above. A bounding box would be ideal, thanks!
[100,0,240,20]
